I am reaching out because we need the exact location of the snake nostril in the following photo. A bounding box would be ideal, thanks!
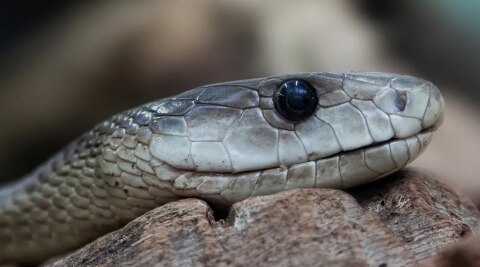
[395,91,407,112]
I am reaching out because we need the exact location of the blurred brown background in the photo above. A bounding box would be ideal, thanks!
[0,0,479,204]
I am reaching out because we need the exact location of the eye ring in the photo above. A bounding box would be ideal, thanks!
[273,80,318,122]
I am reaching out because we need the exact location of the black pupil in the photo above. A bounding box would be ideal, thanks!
[287,88,309,111]
[274,80,318,122]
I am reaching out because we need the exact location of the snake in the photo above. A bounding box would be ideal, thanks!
[0,72,444,265]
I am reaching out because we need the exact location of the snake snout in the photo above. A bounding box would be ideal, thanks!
[371,75,444,138]
[422,83,445,131]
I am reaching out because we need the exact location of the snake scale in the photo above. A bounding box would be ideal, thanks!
[0,72,444,265]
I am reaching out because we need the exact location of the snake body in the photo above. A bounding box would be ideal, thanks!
[0,72,444,265]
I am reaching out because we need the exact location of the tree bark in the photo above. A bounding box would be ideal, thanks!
[45,169,480,267]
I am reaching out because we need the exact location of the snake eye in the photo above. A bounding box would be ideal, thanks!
[273,80,318,122]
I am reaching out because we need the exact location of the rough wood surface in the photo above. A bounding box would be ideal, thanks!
[45,169,480,267]
[349,169,480,261]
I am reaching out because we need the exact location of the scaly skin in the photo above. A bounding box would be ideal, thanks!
[0,72,444,265]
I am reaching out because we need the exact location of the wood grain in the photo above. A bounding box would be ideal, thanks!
[45,169,480,267]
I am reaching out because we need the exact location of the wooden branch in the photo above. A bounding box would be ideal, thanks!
[45,169,480,267]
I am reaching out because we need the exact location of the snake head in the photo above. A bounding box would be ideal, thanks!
[135,72,444,181]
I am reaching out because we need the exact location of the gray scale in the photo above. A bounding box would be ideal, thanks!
[185,105,242,141]
[196,86,259,108]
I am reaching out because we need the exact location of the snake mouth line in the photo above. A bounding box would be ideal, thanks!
[359,128,433,152]
[226,128,436,175]
[202,126,435,177]
[301,127,435,176]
